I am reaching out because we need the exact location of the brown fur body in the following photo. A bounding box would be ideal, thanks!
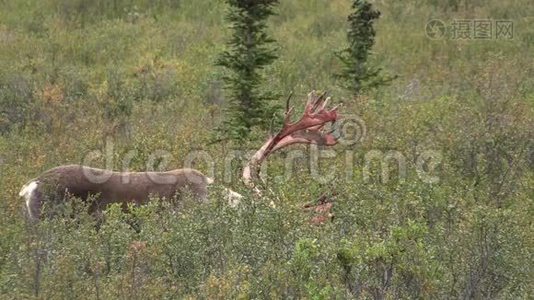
[24,164,210,219]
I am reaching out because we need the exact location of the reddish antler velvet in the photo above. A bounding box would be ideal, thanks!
[243,91,340,187]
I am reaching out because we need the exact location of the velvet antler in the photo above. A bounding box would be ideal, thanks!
[243,90,340,188]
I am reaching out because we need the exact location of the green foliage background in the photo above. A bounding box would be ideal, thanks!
[216,0,280,141]
[0,0,533,298]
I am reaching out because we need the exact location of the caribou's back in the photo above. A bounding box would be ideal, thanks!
[20,164,211,220]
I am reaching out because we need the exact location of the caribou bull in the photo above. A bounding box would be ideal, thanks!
[19,91,339,220]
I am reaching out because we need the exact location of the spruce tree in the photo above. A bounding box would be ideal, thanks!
[337,0,392,96]
[216,0,280,141]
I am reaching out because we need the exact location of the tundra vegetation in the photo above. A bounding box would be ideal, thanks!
[1,0,533,298]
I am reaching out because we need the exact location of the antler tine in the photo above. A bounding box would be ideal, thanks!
[318,91,327,102]
[308,91,328,114]
[285,91,293,113]
[305,90,318,114]
[282,92,295,125]
[284,107,294,125]
[320,96,331,111]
